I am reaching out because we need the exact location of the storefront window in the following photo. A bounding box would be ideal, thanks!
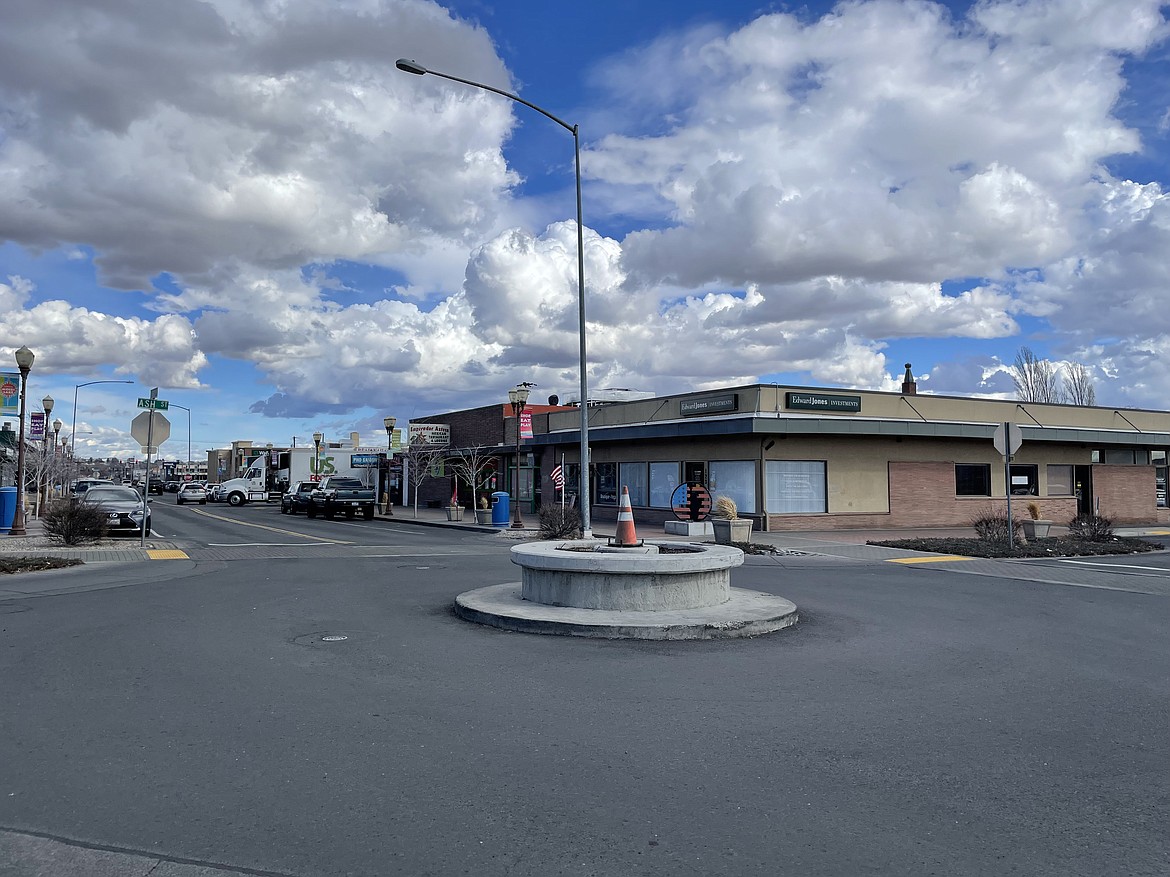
[709,460,756,514]
[1046,465,1074,495]
[649,462,680,508]
[595,462,617,505]
[766,461,826,514]
[1009,464,1038,495]
[619,462,649,506]
[955,464,991,496]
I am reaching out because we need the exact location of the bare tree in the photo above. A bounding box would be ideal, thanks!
[1063,361,1097,406]
[1011,346,1063,403]
[446,445,499,509]
[403,441,448,518]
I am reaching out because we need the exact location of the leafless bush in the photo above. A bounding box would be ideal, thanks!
[42,499,108,545]
[539,505,582,539]
[971,507,1021,543]
[1067,513,1114,541]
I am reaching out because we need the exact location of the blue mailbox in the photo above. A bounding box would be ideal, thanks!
[491,491,510,527]
[0,486,15,534]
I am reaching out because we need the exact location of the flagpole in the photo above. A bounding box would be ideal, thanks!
[561,454,565,511]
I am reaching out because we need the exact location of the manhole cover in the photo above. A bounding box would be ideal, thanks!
[292,632,357,646]
[320,635,347,642]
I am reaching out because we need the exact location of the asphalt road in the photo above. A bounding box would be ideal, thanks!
[0,509,1167,876]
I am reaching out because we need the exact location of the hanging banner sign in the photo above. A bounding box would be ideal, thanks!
[29,412,45,441]
[520,410,533,439]
[0,373,19,413]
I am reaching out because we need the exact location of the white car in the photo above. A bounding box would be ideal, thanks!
[176,482,208,505]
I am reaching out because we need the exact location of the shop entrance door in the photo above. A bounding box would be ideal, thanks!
[684,461,707,487]
[1075,465,1093,516]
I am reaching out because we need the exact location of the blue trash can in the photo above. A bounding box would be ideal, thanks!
[491,491,510,527]
[0,486,16,534]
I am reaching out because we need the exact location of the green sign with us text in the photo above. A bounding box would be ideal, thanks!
[786,392,862,413]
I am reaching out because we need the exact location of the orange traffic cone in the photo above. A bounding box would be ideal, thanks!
[609,485,643,547]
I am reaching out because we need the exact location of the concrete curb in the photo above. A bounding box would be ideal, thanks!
[455,582,799,640]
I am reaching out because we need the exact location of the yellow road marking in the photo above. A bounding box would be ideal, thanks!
[147,549,189,560]
[189,507,351,544]
[888,555,974,564]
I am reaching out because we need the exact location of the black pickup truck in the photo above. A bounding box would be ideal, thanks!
[280,481,316,515]
[306,476,377,520]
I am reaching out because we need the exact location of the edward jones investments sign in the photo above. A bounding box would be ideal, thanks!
[786,392,862,413]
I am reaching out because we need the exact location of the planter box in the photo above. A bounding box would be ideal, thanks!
[1021,519,1052,539]
[474,509,492,525]
[712,517,753,545]
[445,506,464,522]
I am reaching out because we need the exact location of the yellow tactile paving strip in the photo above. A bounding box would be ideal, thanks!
[147,549,190,560]
[887,555,973,564]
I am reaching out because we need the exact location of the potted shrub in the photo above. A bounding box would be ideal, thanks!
[711,495,752,545]
[475,494,492,525]
[1020,501,1052,540]
[445,486,464,522]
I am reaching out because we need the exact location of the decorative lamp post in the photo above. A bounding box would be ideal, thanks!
[313,432,323,483]
[70,379,134,484]
[52,418,62,498]
[508,385,530,529]
[10,346,34,537]
[397,59,592,538]
[40,395,53,513]
[383,416,396,515]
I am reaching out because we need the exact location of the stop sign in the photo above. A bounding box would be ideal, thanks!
[131,410,170,447]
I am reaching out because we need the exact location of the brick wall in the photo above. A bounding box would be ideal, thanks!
[1092,465,1156,524]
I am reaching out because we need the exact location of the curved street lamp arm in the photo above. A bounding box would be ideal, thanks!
[396,59,575,135]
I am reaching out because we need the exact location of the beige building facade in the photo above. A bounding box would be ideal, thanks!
[528,380,1170,531]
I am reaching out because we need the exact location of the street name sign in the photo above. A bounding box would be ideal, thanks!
[137,397,169,410]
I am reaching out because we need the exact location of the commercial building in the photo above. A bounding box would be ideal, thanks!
[521,372,1170,530]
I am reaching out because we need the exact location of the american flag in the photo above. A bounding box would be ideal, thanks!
[550,464,565,489]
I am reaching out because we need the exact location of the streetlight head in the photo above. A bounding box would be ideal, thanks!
[14,346,34,370]
[53,418,62,433]
[43,394,54,413]
[313,432,323,445]
[515,386,530,405]
[384,416,396,430]
[396,59,428,75]
[508,388,518,405]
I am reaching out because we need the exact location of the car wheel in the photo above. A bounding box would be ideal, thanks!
[363,508,374,521]
[200,499,206,504]
[228,493,244,507]
[307,506,316,519]
[345,509,355,520]
[324,508,335,520]
[177,498,183,505]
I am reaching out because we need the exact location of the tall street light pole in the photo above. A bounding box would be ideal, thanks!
[313,432,324,483]
[396,58,592,538]
[508,385,530,529]
[9,346,34,537]
[383,416,396,515]
[170,403,192,481]
[71,379,134,483]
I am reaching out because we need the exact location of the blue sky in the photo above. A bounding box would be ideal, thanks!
[2,0,1169,463]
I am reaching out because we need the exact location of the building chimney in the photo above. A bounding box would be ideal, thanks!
[351,431,360,448]
[901,363,917,395]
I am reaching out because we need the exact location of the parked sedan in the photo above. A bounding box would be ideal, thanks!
[176,482,208,505]
[83,485,152,535]
[280,481,316,515]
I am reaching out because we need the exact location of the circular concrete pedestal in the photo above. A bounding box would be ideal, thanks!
[454,540,799,640]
